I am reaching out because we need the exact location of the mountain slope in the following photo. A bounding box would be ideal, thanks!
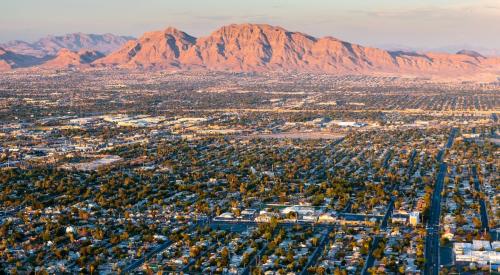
[39,49,104,69]
[96,27,197,68]
[94,24,500,78]
[1,33,134,57]
[0,47,49,70]
[2,24,499,79]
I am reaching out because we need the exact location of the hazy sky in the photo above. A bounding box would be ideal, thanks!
[2,0,500,49]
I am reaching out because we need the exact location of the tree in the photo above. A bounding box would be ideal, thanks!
[311,237,319,247]
[316,266,326,275]
[472,217,482,229]
[220,247,229,267]
[242,252,250,267]
[373,247,384,260]
[190,246,201,258]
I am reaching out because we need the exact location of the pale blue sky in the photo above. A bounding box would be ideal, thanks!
[2,0,500,48]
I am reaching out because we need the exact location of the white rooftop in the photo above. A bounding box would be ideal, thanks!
[472,240,492,251]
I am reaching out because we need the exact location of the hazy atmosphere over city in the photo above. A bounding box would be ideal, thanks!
[0,1,499,275]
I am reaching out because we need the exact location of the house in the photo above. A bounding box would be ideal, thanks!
[255,213,274,223]
[214,212,235,221]
[409,211,420,226]
[392,213,408,224]
[318,213,336,223]
[240,209,257,220]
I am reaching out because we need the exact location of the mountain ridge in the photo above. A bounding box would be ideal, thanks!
[39,48,105,69]
[1,33,134,57]
[1,24,499,81]
[94,23,500,79]
[0,46,50,70]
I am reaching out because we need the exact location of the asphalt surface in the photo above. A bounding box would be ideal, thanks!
[120,219,206,274]
[211,219,337,230]
[300,227,333,275]
[362,150,416,274]
[362,235,382,274]
[377,150,414,231]
[241,241,268,275]
[424,128,457,275]
[379,197,396,230]
[1,194,61,220]
[120,239,173,274]
[212,220,339,275]
[471,166,489,232]
[424,163,447,275]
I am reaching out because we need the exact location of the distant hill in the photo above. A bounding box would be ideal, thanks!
[0,47,49,70]
[456,50,485,59]
[94,23,500,79]
[39,48,105,69]
[2,24,500,81]
[376,43,500,58]
[1,33,134,57]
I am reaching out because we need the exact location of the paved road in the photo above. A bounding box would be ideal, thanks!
[362,150,416,274]
[382,150,393,170]
[120,220,206,274]
[424,128,457,275]
[241,241,268,275]
[182,242,218,273]
[210,220,338,275]
[471,166,489,232]
[362,235,382,274]
[212,220,339,275]
[490,115,498,138]
[120,240,173,274]
[1,194,62,220]
[380,149,416,231]
[342,201,352,213]
[0,205,24,219]
[330,137,345,147]
[445,128,457,150]
[300,227,334,275]
[211,220,336,230]
[424,161,447,275]
[379,198,395,231]
[211,212,383,230]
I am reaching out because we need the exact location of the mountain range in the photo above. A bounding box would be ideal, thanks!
[375,43,500,58]
[1,24,499,80]
[1,33,134,57]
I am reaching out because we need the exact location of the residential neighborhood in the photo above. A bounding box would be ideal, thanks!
[0,71,498,274]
